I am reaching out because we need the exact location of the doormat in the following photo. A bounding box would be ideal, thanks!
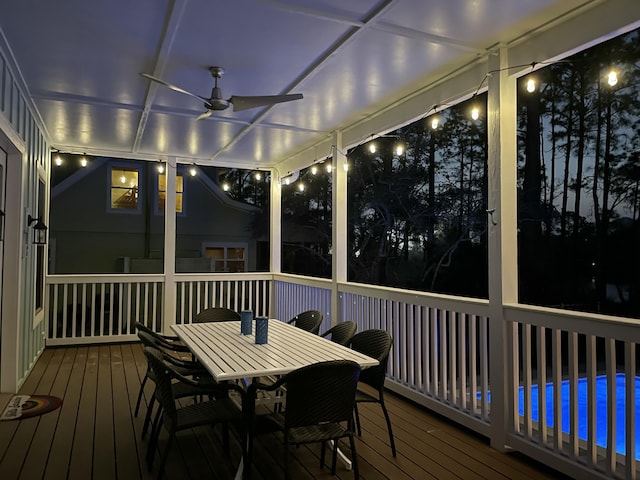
[0,395,63,421]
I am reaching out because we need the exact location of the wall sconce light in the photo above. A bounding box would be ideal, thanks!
[27,214,48,245]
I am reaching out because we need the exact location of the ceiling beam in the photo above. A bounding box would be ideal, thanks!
[132,0,189,154]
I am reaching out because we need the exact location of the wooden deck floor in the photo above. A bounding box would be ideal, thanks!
[0,343,568,480]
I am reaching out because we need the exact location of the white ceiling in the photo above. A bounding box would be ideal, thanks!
[0,0,602,169]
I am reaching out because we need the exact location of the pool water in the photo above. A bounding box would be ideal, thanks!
[519,373,640,458]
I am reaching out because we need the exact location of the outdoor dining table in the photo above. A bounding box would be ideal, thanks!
[171,319,378,479]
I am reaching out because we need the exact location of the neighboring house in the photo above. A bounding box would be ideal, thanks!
[50,158,265,274]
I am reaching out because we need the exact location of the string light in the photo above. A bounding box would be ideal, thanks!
[526,78,536,93]
[431,117,439,130]
[471,107,480,121]
[326,163,332,173]
[368,143,376,154]
[254,171,262,181]
[189,164,197,177]
[343,161,349,172]
[80,156,88,167]
[311,165,318,175]
[54,154,63,166]
[157,161,165,173]
[222,182,230,191]
[395,144,404,156]
[607,70,618,86]
[298,183,305,192]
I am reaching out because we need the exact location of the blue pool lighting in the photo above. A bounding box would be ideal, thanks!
[518,374,640,459]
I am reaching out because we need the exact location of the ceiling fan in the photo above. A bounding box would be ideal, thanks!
[140,66,303,120]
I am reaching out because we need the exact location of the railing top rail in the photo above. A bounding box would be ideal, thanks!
[175,272,273,281]
[339,281,490,316]
[46,274,166,284]
[504,303,640,341]
[273,273,332,289]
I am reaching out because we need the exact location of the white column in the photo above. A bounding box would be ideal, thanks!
[269,167,282,318]
[487,46,518,451]
[331,130,347,325]
[162,157,177,334]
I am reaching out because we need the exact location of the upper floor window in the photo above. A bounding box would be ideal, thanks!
[158,173,184,213]
[110,167,139,210]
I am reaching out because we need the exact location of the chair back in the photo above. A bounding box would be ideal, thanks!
[349,329,392,391]
[321,321,357,346]
[193,307,240,323]
[283,360,361,429]
[288,309,323,334]
[143,346,178,419]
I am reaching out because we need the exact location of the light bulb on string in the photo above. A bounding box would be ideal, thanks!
[471,107,480,121]
[326,163,332,173]
[607,70,618,86]
[298,183,305,192]
[54,154,63,166]
[343,161,349,172]
[222,182,230,192]
[368,143,376,154]
[254,171,262,181]
[80,156,88,167]
[189,165,197,177]
[395,144,404,156]
[526,78,536,93]
[431,117,439,130]
[311,165,318,175]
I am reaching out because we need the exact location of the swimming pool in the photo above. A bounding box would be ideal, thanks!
[518,373,640,459]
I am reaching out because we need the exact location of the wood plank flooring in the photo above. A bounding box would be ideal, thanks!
[0,343,568,480]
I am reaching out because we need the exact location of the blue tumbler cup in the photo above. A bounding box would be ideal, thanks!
[241,310,253,335]
[255,317,269,344]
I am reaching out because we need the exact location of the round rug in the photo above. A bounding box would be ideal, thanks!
[19,395,63,419]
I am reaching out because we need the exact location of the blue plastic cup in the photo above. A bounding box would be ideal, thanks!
[255,317,268,344]
[241,310,253,335]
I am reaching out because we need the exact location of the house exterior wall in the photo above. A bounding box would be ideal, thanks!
[50,160,262,274]
[0,45,50,392]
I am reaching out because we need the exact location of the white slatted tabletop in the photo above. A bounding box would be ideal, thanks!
[172,320,378,381]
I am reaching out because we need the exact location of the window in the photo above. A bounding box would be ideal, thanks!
[111,167,139,210]
[204,244,247,272]
[158,173,183,213]
[34,174,46,324]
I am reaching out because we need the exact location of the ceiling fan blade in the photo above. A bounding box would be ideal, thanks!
[229,93,303,112]
[140,73,207,102]
[196,110,213,121]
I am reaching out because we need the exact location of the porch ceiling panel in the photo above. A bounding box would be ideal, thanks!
[0,0,608,169]
[206,124,320,166]
[135,111,247,160]
[36,100,142,152]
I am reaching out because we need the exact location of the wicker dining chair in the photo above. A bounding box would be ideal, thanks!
[193,307,241,323]
[134,321,192,418]
[143,346,245,480]
[136,329,216,439]
[320,321,357,346]
[287,309,323,335]
[349,329,397,457]
[246,360,362,480]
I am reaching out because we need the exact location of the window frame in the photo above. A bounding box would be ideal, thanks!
[202,242,248,273]
[108,163,142,214]
[155,168,186,216]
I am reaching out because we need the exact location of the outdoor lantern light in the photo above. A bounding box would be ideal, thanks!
[27,214,47,245]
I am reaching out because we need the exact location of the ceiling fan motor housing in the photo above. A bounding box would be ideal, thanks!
[207,87,229,110]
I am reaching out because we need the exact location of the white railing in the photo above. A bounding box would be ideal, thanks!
[272,274,333,332]
[46,273,272,344]
[339,282,492,435]
[504,305,640,480]
[46,274,165,345]
[175,273,272,324]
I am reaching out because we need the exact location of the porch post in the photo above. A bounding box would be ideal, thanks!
[162,156,177,334]
[269,166,282,318]
[331,130,347,325]
[487,46,518,451]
